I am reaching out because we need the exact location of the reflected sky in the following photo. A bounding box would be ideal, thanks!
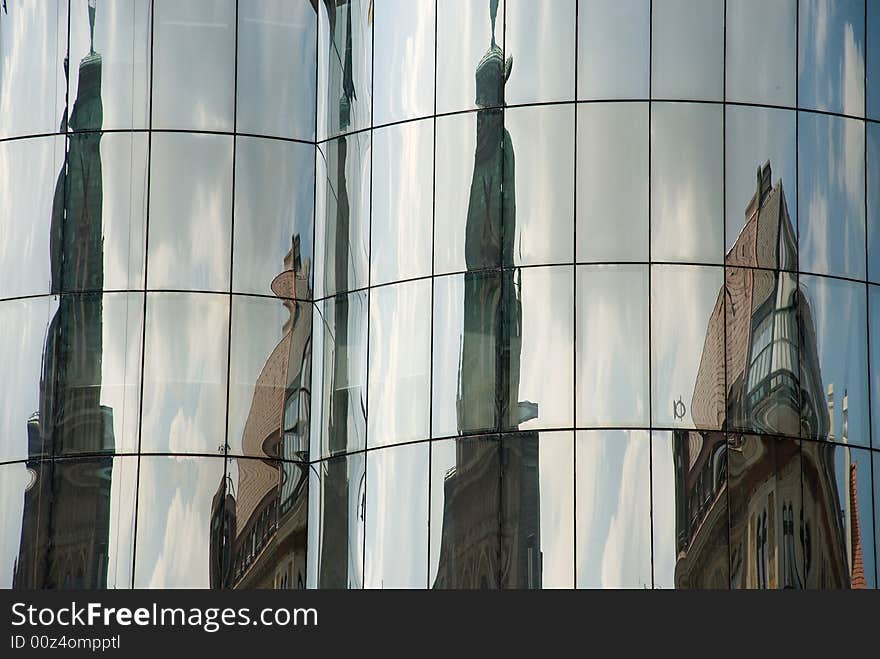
[869,286,880,448]
[868,123,880,283]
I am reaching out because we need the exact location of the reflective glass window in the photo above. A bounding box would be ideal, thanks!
[0,462,36,588]
[726,269,801,437]
[728,434,801,589]
[652,430,729,588]
[726,0,796,107]
[237,0,317,141]
[869,0,880,119]
[501,431,574,589]
[436,0,503,115]
[372,0,435,126]
[504,105,575,266]
[651,0,724,101]
[0,296,57,463]
[577,103,648,262]
[370,119,433,286]
[364,443,429,588]
[134,456,226,588]
[140,293,229,454]
[317,0,372,139]
[799,276,869,447]
[504,0,575,105]
[368,280,431,448]
[430,436,501,589]
[0,135,65,300]
[798,0,865,116]
[314,133,370,298]
[233,137,314,298]
[651,103,723,264]
[69,0,151,131]
[868,123,880,283]
[576,265,649,427]
[798,112,866,280]
[725,107,797,268]
[651,265,725,430]
[307,453,365,589]
[576,430,651,588]
[311,292,368,459]
[0,0,67,138]
[152,0,235,131]
[801,442,875,588]
[577,0,649,100]
[148,133,233,292]
[872,286,880,447]
[228,295,311,460]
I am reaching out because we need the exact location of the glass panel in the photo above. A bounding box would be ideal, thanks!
[372,0,435,126]
[307,453,365,589]
[576,430,651,588]
[651,103,723,264]
[370,118,433,286]
[368,280,431,448]
[152,0,235,131]
[69,0,151,131]
[799,275,869,447]
[576,265,649,427]
[577,0,649,100]
[504,105,575,266]
[437,0,504,115]
[725,107,797,269]
[0,0,67,138]
[577,103,648,262]
[312,292,368,459]
[726,269,801,437]
[728,434,802,589]
[430,435,501,589]
[798,112,866,279]
[651,0,724,101]
[504,0,575,105]
[726,0,796,106]
[872,286,880,448]
[237,0,317,141]
[364,443,429,588]
[140,293,229,454]
[0,462,36,588]
[314,133,370,298]
[0,135,65,300]
[134,456,226,588]
[228,295,311,460]
[225,457,308,588]
[0,296,56,463]
[802,442,876,588]
[433,110,502,275]
[148,132,233,292]
[651,265,725,430]
[869,0,880,119]
[501,431,574,589]
[233,137,314,298]
[798,0,865,116]
[868,123,880,283]
[652,430,729,589]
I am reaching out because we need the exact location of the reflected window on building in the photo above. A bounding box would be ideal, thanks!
[237,0,317,141]
[868,123,880,284]
[726,0,796,107]
[152,0,235,131]
[504,0,575,105]
[651,0,723,101]
[652,430,728,589]
[576,265,649,427]
[577,103,648,262]
[651,265,725,430]
[577,430,651,588]
[370,118,433,286]
[364,443,429,588]
[141,293,229,455]
[798,0,865,116]
[577,0,649,100]
[651,103,723,264]
[798,112,866,280]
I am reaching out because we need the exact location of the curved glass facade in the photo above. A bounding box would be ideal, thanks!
[1,0,879,590]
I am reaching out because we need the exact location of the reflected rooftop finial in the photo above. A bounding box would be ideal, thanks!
[490,0,499,47]
[88,0,97,54]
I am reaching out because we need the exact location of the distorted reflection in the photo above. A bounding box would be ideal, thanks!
[307,453,365,588]
[871,287,880,446]
[869,1,880,119]
[867,123,879,282]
